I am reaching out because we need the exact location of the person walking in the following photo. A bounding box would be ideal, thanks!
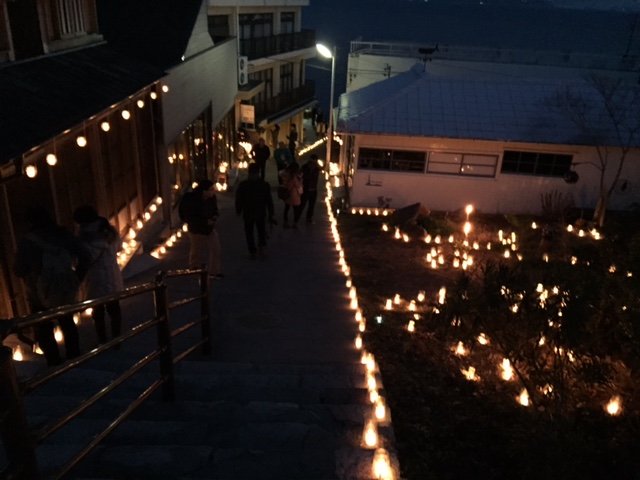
[278,162,303,228]
[287,124,298,161]
[315,109,325,138]
[299,154,322,224]
[235,163,276,259]
[270,124,280,148]
[274,141,293,184]
[13,206,91,366]
[179,180,223,279]
[73,205,124,346]
[251,137,271,181]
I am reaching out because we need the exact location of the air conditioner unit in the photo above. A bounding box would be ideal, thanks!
[238,56,248,86]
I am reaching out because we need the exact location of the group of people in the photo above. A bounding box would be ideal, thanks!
[14,205,124,366]
[236,146,322,258]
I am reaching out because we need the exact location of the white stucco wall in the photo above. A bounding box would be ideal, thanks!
[348,134,640,215]
[162,38,238,144]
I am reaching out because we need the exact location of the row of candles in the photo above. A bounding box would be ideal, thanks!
[325,187,396,479]
[117,195,165,268]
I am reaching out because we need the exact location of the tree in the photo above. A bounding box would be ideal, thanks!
[545,76,640,227]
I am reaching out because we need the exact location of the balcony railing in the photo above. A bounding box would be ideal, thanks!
[253,81,315,125]
[240,29,315,61]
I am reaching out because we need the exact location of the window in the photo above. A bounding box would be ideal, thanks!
[248,68,272,103]
[55,0,86,37]
[427,152,497,177]
[281,12,294,34]
[280,62,293,93]
[501,150,573,177]
[239,14,273,40]
[358,148,426,172]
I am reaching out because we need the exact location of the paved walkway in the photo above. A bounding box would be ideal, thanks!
[125,132,358,366]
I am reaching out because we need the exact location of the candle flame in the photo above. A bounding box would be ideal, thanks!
[606,396,621,416]
[372,448,394,480]
[363,420,378,448]
[517,388,530,406]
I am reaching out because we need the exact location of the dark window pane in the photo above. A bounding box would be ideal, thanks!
[501,151,519,172]
[518,152,536,173]
[536,153,555,175]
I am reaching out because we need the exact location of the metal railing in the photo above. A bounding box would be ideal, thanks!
[349,40,640,72]
[240,30,315,61]
[0,268,211,480]
[253,81,315,125]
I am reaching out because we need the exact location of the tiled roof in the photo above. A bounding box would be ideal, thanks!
[0,44,165,165]
[336,64,640,148]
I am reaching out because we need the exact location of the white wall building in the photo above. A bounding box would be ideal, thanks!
[336,62,640,216]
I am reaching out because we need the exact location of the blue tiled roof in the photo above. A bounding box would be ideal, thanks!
[336,64,640,148]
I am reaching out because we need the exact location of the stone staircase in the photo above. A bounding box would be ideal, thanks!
[5,353,400,479]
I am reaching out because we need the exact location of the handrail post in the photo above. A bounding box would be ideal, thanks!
[199,270,212,356]
[0,346,39,479]
[153,273,175,402]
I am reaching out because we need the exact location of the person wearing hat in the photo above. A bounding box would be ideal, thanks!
[73,205,124,346]
[179,180,223,279]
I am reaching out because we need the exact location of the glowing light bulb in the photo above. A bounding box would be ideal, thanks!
[25,165,38,178]
[101,121,110,131]
[76,135,87,147]
[46,153,57,166]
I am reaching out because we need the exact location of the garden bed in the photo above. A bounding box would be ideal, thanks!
[336,208,640,479]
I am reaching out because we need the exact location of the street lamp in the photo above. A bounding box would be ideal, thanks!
[316,43,336,172]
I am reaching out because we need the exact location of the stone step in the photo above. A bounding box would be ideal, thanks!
[7,358,398,480]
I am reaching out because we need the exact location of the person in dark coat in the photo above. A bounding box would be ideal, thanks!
[299,154,322,224]
[287,124,298,160]
[73,205,124,346]
[180,180,223,279]
[250,137,271,181]
[13,206,91,366]
[235,163,275,259]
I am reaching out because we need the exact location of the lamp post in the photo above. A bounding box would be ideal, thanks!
[316,43,336,173]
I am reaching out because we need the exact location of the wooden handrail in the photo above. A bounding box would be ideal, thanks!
[0,268,211,479]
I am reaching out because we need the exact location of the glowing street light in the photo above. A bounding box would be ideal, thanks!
[316,43,336,172]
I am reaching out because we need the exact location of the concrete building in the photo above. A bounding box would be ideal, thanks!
[207,0,316,149]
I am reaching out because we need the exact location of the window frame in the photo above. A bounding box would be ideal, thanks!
[500,150,574,177]
[358,147,426,173]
